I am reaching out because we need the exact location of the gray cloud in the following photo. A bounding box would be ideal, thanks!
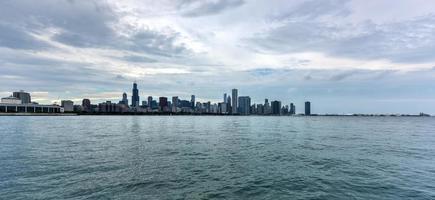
[273,0,351,20]
[250,1,435,64]
[0,23,51,50]
[178,0,245,17]
[121,55,158,63]
[0,0,190,57]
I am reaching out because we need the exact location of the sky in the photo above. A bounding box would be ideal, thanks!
[1,0,435,114]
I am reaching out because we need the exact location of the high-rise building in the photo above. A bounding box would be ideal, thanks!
[271,100,281,115]
[159,97,168,112]
[282,105,289,115]
[223,93,227,103]
[305,101,311,115]
[172,96,179,112]
[264,99,271,114]
[290,103,296,115]
[191,95,195,109]
[227,96,231,113]
[147,96,153,108]
[121,92,128,105]
[231,89,238,114]
[119,92,128,105]
[238,96,251,115]
[82,99,91,112]
[61,100,74,112]
[13,90,31,104]
[218,102,227,114]
[131,82,140,107]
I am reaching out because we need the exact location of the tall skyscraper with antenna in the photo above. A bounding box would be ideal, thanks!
[131,82,140,107]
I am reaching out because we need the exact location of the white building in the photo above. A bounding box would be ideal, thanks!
[61,100,74,112]
[1,96,22,104]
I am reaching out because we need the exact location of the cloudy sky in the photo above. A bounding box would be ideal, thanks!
[1,0,435,114]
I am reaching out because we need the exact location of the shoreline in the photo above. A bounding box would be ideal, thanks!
[0,113,431,117]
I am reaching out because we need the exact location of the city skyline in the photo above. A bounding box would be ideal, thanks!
[0,84,318,116]
[1,1,435,114]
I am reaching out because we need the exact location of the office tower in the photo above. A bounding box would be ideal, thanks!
[282,105,289,115]
[264,99,270,114]
[151,100,157,109]
[238,96,251,115]
[223,93,227,103]
[142,101,147,106]
[13,90,31,104]
[218,102,227,114]
[305,101,311,115]
[191,95,195,109]
[119,92,128,105]
[82,99,91,112]
[256,104,264,115]
[290,103,296,115]
[231,89,238,114]
[159,97,168,111]
[172,96,179,112]
[147,96,153,107]
[271,100,281,115]
[61,100,74,112]
[131,82,140,107]
[227,96,231,113]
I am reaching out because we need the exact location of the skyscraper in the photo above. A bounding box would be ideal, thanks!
[227,95,231,113]
[305,101,311,115]
[131,82,140,107]
[120,92,128,105]
[159,97,168,111]
[271,100,281,115]
[13,90,31,104]
[172,96,179,112]
[264,99,270,114]
[191,95,195,109]
[223,93,227,103]
[147,96,153,108]
[238,96,251,115]
[82,99,91,112]
[231,89,238,114]
[290,103,296,115]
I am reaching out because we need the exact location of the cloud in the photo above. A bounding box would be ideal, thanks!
[0,23,51,50]
[251,7,435,64]
[178,0,245,17]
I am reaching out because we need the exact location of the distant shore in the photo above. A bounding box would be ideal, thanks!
[0,113,430,117]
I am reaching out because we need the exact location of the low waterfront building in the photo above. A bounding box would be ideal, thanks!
[13,90,31,104]
[0,103,61,113]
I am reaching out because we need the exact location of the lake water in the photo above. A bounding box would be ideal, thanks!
[1,116,435,199]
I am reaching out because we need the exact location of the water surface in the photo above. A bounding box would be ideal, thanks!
[1,116,435,199]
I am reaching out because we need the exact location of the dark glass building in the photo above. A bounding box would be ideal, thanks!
[305,101,311,115]
[13,90,31,104]
[159,97,168,111]
[271,100,281,115]
[82,99,91,112]
[238,96,251,115]
[131,82,140,107]
[290,103,296,115]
